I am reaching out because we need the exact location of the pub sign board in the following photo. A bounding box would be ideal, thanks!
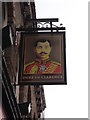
[18,32,67,85]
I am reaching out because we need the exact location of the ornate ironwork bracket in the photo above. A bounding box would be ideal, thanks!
[16,18,65,33]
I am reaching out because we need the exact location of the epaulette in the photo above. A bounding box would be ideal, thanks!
[24,61,35,72]
[24,61,35,68]
[51,61,61,65]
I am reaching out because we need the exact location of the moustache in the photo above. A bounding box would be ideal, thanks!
[40,52,47,55]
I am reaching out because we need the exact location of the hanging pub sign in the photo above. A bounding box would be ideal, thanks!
[18,32,66,85]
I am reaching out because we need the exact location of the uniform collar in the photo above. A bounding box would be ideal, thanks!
[36,57,50,64]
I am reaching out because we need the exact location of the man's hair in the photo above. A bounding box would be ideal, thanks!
[34,39,52,47]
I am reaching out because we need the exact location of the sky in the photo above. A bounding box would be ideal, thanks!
[35,0,88,118]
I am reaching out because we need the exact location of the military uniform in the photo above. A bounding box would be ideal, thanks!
[24,58,61,74]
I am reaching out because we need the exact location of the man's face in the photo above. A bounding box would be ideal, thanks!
[35,41,51,60]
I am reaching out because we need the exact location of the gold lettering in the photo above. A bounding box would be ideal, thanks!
[49,76,51,78]
[46,76,48,79]
[55,76,58,78]
[41,76,43,79]
[52,76,54,78]
[44,76,46,78]
[37,76,40,79]
[57,76,60,78]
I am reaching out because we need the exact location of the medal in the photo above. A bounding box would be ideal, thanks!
[40,65,46,72]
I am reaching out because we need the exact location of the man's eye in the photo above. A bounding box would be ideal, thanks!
[45,46,48,49]
[38,46,42,48]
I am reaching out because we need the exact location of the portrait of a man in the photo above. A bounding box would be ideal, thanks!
[24,39,61,74]
[19,33,66,85]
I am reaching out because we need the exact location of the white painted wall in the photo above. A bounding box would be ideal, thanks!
[35,0,88,118]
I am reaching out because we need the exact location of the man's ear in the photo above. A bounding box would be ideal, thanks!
[50,47,52,52]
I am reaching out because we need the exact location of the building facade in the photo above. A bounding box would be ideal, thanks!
[2,2,46,119]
